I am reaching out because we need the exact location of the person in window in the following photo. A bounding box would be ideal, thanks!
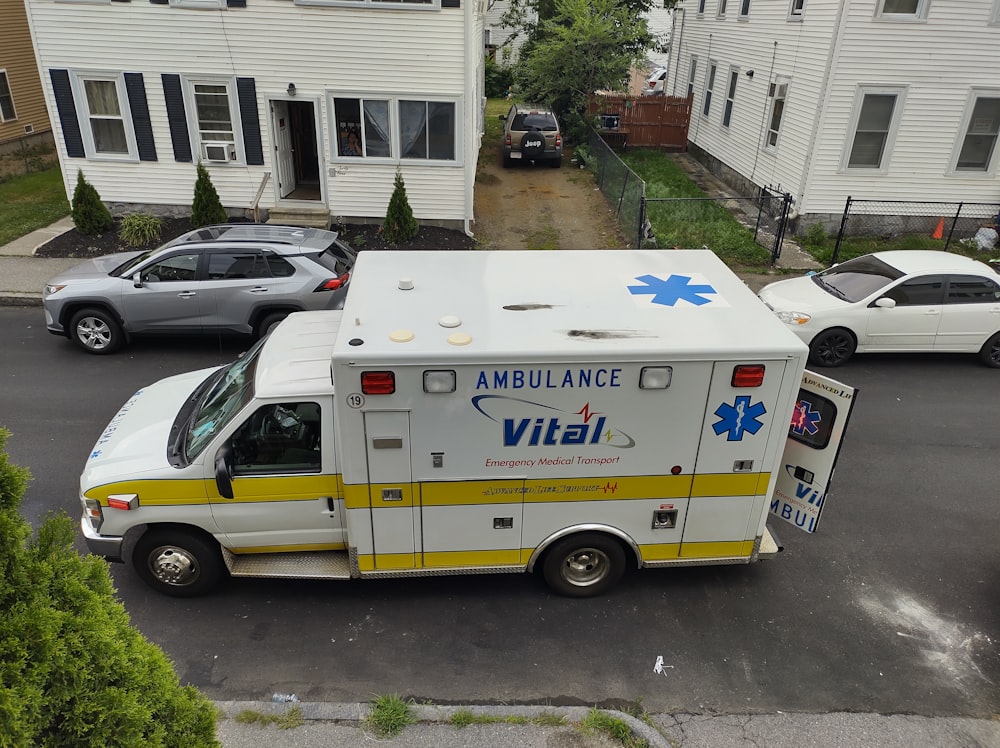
[343,131,362,156]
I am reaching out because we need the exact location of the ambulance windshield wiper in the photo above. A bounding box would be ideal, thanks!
[167,367,226,468]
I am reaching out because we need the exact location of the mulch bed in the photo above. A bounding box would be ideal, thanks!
[34,217,475,260]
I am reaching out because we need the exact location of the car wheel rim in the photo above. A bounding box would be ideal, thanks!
[76,317,111,350]
[147,545,201,587]
[818,335,851,365]
[561,547,610,588]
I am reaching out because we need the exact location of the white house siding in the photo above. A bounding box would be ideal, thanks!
[674,0,1000,221]
[484,0,532,65]
[25,0,475,224]
[803,0,1000,214]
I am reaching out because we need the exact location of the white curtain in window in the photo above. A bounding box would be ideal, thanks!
[957,97,1000,170]
[85,79,127,154]
[363,100,391,157]
[400,100,428,159]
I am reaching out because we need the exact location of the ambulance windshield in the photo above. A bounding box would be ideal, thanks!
[184,342,262,460]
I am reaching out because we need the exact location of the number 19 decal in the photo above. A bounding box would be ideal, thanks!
[346,393,365,409]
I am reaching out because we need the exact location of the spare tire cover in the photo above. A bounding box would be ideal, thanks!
[520,132,545,157]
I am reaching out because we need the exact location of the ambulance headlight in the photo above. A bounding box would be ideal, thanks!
[639,366,672,389]
[423,370,456,393]
[774,310,811,325]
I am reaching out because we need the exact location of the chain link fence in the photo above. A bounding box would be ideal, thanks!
[833,197,1000,263]
[587,126,646,247]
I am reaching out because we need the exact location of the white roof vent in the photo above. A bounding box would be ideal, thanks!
[398,278,414,291]
[439,315,461,328]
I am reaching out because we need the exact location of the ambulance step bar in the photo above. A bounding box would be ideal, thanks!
[222,548,353,579]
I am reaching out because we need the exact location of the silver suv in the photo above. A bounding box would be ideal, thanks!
[499,103,562,168]
[43,224,356,354]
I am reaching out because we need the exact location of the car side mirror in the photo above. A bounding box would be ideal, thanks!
[132,271,143,288]
[215,443,234,499]
[498,114,506,121]
[874,297,896,309]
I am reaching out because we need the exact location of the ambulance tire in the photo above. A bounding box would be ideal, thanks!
[133,529,225,597]
[979,332,1000,367]
[70,307,123,354]
[808,328,855,367]
[542,532,627,598]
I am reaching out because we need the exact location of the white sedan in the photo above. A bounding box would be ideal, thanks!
[758,250,1000,368]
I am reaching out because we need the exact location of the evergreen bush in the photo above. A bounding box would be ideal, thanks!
[191,162,227,228]
[0,427,219,747]
[70,170,114,235]
[381,168,419,244]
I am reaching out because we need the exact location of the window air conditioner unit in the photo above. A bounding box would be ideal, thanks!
[202,142,236,162]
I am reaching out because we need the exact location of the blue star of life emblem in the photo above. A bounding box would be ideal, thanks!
[713,396,766,441]
[627,274,717,307]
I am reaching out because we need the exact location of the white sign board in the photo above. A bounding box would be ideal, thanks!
[770,370,858,534]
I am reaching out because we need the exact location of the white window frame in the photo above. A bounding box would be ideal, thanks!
[738,0,750,18]
[168,0,225,8]
[764,76,790,152]
[703,62,717,117]
[722,67,738,128]
[841,85,906,172]
[687,57,698,98]
[69,71,138,161]
[948,89,1000,175]
[874,0,930,21]
[0,70,16,122]
[327,93,461,166]
[716,0,727,17]
[296,0,439,9]
[788,0,805,19]
[184,76,244,165]
[697,0,706,15]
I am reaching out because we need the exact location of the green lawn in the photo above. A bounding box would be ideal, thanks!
[0,167,70,246]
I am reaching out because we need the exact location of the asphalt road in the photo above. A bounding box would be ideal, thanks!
[2,306,997,717]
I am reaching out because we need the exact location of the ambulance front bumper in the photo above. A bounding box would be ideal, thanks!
[81,516,124,563]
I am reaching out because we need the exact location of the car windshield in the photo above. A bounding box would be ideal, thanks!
[111,249,158,277]
[184,341,263,460]
[811,254,904,303]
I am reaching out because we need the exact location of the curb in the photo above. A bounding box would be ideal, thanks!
[213,701,670,747]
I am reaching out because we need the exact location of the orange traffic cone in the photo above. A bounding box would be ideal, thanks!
[931,217,944,240]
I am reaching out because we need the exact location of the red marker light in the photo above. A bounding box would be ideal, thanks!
[361,371,396,395]
[732,365,765,388]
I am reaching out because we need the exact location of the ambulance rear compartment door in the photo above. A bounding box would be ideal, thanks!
[770,370,858,535]
[683,360,789,558]
[364,411,417,570]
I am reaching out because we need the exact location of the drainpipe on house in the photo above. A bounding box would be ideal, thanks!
[463,0,476,239]
[669,8,686,98]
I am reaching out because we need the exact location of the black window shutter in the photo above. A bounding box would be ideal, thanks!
[236,77,264,166]
[50,69,85,158]
[161,74,192,162]
[442,0,459,7]
[124,73,157,162]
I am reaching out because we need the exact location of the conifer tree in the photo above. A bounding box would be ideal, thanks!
[70,169,114,235]
[381,168,419,244]
[191,162,228,227]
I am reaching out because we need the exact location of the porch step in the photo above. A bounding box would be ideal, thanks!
[266,207,332,229]
[222,548,352,579]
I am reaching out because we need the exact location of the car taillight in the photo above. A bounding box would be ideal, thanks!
[556,135,562,147]
[315,272,350,292]
[505,134,511,145]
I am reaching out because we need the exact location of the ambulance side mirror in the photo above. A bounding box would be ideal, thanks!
[215,444,234,499]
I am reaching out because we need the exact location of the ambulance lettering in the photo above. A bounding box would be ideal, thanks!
[472,395,635,448]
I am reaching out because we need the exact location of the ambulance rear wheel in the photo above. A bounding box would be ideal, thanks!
[542,533,626,597]
[133,530,225,597]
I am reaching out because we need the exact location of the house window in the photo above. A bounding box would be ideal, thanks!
[717,0,727,16]
[992,0,1000,24]
[697,0,706,14]
[168,0,225,8]
[722,68,738,128]
[687,57,698,98]
[738,0,750,17]
[845,87,904,169]
[296,0,436,8]
[334,97,391,158]
[0,71,16,122]
[765,78,789,149]
[401,100,455,160]
[189,80,238,161]
[789,0,804,15]
[72,74,136,159]
[875,0,929,19]
[703,63,717,116]
[952,92,1000,172]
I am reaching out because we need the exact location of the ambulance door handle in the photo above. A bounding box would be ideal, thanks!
[325,497,335,514]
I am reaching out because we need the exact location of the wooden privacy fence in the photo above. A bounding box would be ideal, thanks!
[587,94,693,151]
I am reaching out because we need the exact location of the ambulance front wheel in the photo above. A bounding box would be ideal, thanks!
[542,533,627,597]
[133,529,225,597]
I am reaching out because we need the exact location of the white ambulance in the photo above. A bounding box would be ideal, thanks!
[80,250,855,597]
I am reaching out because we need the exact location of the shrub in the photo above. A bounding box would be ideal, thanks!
[119,213,163,247]
[191,162,227,228]
[71,170,113,235]
[485,56,514,99]
[381,168,419,244]
[0,427,219,747]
